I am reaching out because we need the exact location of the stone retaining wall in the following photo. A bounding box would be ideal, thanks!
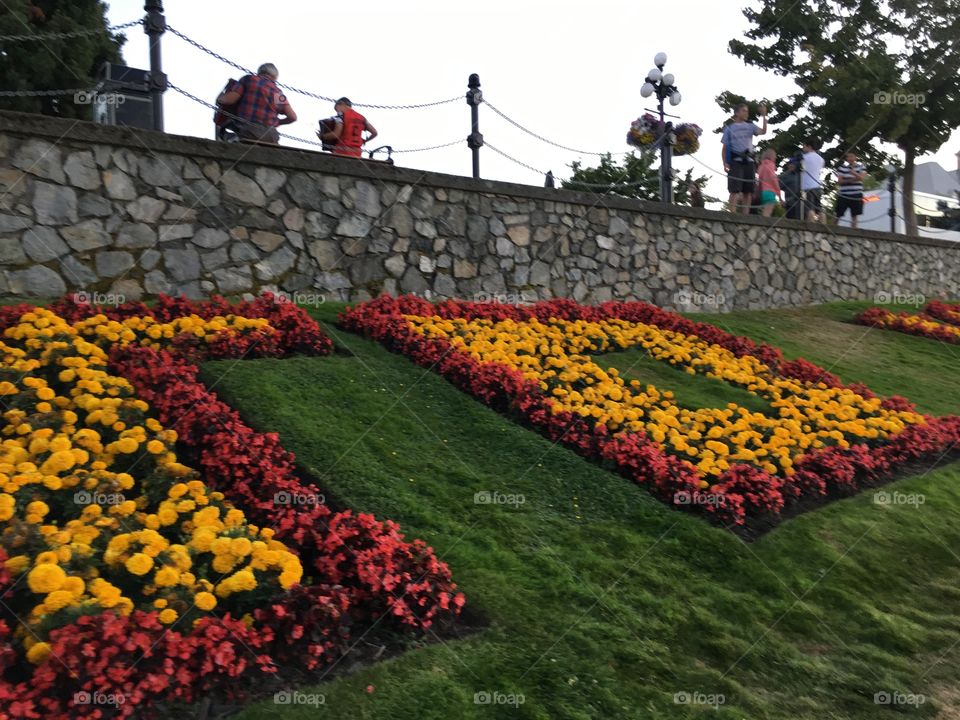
[1,110,958,310]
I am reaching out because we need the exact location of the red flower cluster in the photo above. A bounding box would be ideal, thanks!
[1,611,276,719]
[341,295,956,527]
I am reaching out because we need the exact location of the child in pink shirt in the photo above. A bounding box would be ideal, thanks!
[757,148,781,217]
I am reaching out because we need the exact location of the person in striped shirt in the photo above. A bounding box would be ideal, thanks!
[835,151,867,228]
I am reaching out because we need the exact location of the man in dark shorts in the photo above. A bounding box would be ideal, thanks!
[835,151,867,228]
[721,102,768,214]
[216,63,297,144]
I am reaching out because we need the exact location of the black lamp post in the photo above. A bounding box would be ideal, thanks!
[640,52,681,204]
[884,163,897,234]
[144,1,167,132]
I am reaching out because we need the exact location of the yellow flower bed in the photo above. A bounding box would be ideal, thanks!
[406,314,925,478]
[0,309,302,661]
[5,311,272,349]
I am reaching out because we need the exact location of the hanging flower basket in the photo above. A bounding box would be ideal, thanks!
[626,113,667,149]
[673,123,702,156]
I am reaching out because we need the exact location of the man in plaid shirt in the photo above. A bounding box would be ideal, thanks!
[216,63,297,144]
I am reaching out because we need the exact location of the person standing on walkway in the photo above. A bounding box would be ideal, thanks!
[721,102,768,215]
[779,155,803,219]
[757,148,781,217]
[215,63,297,144]
[835,151,867,228]
[319,97,378,158]
[801,139,825,222]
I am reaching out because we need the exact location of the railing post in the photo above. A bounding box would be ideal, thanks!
[144,1,167,131]
[888,172,897,233]
[466,73,483,179]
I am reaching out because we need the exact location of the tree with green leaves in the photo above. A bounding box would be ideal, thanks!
[563,153,713,207]
[0,1,126,119]
[726,0,960,235]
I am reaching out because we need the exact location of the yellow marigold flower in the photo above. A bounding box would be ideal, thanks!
[26,500,49,517]
[191,528,217,552]
[110,500,137,517]
[43,589,75,612]
[125,553,154,576]
[0,494,14,522]
[153,598,168,609]
[147,440,166,455]
[194,591,217,611]
[154,566,180,587]
[4,554,29,574]
[157,506,178,526]
[230,537,252,557]
[48,436,71,453]
[168,482,188,499]
[35,387,55,401]
[26,642,51,664]
[116,597,134,616]
[211,554,237,574]
[210,537,233,556]
[62,576,85,597]
[279,569,301,589]
[114,437,138,454]
[158,608,178,624]
[28,563,67,593]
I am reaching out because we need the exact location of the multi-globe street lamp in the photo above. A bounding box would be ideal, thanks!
[640,52,681,203]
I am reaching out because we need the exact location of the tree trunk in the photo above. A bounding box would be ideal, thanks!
[901,146,917,236]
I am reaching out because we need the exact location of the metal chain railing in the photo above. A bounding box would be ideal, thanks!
[485,142,549,176]
[487,134,669,188]
[166,26,252,75]
[166,26,462,111]
[484,99,627,157]
[393,139,463,154]
[0,18,143,42]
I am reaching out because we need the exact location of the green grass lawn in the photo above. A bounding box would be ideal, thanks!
[203,301,960,719]
[594,348,772,414]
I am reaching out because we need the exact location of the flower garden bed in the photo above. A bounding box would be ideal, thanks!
[341,296,960,532]
[0,294,463,719]
[856,301,960,344]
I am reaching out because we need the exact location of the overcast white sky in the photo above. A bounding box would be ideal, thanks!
[105,0,959,206]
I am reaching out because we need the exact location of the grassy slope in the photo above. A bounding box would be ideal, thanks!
[206,301,960,719]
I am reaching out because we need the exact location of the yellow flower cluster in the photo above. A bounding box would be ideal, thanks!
[0,308,302,657]
[406,314,925,478]
[0,311,272,351]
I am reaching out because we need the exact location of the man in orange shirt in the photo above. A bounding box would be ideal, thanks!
[319,97,377,157]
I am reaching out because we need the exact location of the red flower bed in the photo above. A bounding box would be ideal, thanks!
[341,295,956,528]
[0,297,462,719]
